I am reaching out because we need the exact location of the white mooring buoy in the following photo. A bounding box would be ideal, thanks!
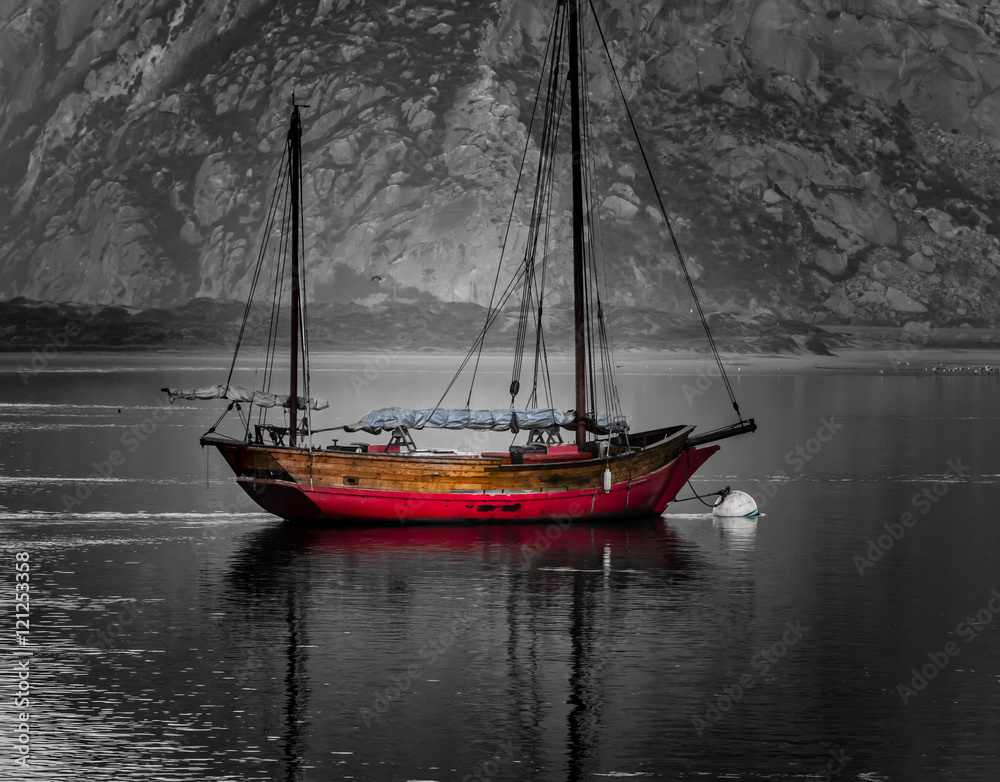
[713,488,759,518]
[603,467,612,493]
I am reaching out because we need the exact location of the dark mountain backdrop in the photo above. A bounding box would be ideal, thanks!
[3,0,1000,348]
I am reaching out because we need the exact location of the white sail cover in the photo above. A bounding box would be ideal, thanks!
[343,407,625,434]
[164,384,329,411]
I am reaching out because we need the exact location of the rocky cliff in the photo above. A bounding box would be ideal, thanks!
[3,0,1000,329]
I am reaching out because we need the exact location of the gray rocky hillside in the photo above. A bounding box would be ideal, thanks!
[3,0,1000,333]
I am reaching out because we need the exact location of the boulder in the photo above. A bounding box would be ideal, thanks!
[823,290,855,318]
[822,193,898,246]
[409,108,436,133]
[331,137,357,165]
[602,196,638,221]
[922,208,955,235]
[856,291,886,306]
[814,249,847,277]
[158,94,181,115]
[885,287,927,313]
[906,252,936,273]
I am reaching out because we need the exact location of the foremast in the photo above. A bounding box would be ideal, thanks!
[288,102,303,446]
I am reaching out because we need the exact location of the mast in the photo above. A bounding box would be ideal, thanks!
[567,0,587,449]
[288,102,302,447]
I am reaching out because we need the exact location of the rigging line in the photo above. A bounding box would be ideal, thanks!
[296,138,310,404]
[540,325,554,410]
[466,8,564,407]
[440,87,577,408]
[584,223,598,423]
[263,160,292,428]
[263,150,290,402]
[524,288,540,408]
[431,259,539,409]
[265,168,291,396]
[245,164,290,437]
[586,0,742,419]
[678,459,728,508]
[226,149,290,391]
[579,48,621,421]
[511,256,533,402]
[598,306,620,417]
[583,240,596,420]
[511,13,567,404]
[519,63,568,406]
[253,160,292,436]
[523,212,545,409]
[580,38,621,424]
[429,260,533,413]
[576,28,604,424]
[297,144,314,447]
[584,205,615,418]
[530,108,560,409]
[264,167,288,364]
[530,195,553,406]
[576,15,596,420]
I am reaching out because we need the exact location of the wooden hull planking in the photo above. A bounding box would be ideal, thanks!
[202,429,719,523]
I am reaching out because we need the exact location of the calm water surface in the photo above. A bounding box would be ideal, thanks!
[1,353,999,781]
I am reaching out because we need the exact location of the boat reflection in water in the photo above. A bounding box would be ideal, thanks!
[221,519,725,781]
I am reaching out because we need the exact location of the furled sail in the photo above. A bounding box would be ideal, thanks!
[343,407,627,434]
[163,384,329,411]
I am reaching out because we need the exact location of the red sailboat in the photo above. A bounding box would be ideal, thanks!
[169,0,756,523]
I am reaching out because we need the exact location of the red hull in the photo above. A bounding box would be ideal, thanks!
[235,446,718,523]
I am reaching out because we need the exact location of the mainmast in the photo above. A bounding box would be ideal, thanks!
[288,103,302,447]
[567,0,587,449]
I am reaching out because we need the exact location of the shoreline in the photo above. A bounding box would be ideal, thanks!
[2,347,999,376]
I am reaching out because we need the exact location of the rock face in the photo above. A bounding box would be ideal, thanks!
[1,0,1000,328]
